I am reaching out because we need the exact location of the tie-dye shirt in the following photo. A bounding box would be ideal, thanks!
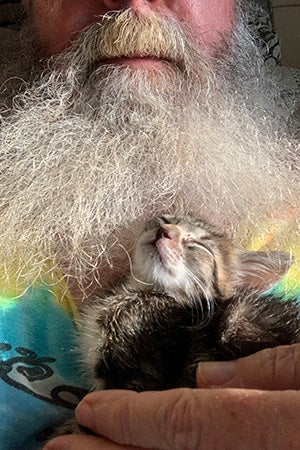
[0,282,88,450]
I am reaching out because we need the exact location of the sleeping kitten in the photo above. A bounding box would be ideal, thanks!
[81,215,299,391]
[55,214,299,435]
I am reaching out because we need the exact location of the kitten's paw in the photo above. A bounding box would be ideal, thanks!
[47,418,92,438]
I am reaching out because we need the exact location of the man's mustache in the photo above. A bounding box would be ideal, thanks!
[66,9,200,70]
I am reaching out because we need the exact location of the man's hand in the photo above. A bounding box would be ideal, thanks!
[43,344,300,450]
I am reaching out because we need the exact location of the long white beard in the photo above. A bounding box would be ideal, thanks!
[0,10,299,298]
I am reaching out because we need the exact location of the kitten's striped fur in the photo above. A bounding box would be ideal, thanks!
[80,215,299,391]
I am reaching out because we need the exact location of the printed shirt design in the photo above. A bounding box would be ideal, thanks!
[0,284,89,450]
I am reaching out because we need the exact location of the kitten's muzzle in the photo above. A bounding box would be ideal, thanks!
[154,224,182,261]
[154,224,182,267]
[156,224,181,242]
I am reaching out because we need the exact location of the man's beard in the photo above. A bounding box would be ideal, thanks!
[0,9,299,299]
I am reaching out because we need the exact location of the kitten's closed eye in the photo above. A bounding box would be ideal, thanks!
[184,236,214,255]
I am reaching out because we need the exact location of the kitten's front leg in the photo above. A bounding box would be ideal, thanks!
[81,288,192,391]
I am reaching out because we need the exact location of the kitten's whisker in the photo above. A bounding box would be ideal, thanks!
[185,268,207,300]
[117,243,154,286]
[185,267,214,323]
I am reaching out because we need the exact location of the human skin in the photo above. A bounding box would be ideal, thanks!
[24,2,299,449]
[24,0,235,56]
[43,344,300,450]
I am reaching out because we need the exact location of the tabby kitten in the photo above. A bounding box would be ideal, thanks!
[80,215,299,392]
[54,214,299,436]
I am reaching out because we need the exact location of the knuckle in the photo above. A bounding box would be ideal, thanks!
[163,389,206,450]
[270,344,300,389]
[119,400,137,443]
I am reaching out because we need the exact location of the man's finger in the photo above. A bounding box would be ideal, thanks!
[43,434,138,450]
[75,388,300,450]
[197,343,300,389]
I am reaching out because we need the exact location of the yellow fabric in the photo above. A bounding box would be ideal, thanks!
[238,210,300,298]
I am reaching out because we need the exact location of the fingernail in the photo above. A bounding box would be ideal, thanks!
[75,399,95,429]
[197,360,237,386]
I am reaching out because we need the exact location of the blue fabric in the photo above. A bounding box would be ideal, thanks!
[0,286,88,450]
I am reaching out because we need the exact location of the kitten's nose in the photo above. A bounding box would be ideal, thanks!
[157,224,180,241]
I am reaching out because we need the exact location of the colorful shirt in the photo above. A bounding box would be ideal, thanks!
[238,211,300,302]
[0,283,88,450]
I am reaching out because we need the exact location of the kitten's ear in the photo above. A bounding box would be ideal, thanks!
[237,251,293,291]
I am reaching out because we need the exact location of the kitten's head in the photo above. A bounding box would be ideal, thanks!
[132,215,239,301]
[131,215,293,302]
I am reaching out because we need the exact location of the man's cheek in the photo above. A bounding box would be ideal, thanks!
[30,0,105,55]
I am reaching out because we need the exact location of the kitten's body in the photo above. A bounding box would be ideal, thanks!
[81,215,299,392]
[55,215,299,435]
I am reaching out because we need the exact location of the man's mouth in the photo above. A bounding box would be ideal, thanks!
[97,55,174,67]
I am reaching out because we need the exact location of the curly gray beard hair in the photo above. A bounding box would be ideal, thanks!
[0,7,299,300]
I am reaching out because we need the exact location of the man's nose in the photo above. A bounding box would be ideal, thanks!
[102,0,159,13]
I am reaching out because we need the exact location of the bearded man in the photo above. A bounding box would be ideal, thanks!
[0,1,299,449]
